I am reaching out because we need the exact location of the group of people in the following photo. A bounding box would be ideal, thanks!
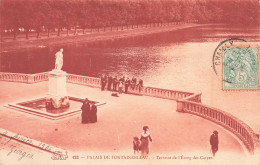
[81,98,97,124]
[133,126,152,156]
[101,75,143,94]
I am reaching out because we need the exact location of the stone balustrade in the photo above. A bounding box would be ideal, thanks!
[0,71,258,154]
[0,72,49,83]
[29,72,49,83]
[141,86,193,100]
[183,93,202,103]
[66,73,101,88]
[177,99,259,154]
[0,72,29,83]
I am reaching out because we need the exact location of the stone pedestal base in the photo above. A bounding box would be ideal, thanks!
[47,69,70,109]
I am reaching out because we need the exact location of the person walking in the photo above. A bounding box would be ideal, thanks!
[210,130,219,156]
[81,98,90,124]
[140,126,152,156]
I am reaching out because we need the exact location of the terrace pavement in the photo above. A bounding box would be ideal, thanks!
[0,81,245,156]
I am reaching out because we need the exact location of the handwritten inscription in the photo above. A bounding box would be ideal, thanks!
[7,144,34,161]
[1,130,53,152]
[37,142,53,151]
[0,129,62,162]
[6,133,33,145]
[0,134,35,161]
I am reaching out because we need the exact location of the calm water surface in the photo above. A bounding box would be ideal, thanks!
[1,24,260,130]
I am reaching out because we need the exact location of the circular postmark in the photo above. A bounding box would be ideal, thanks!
[212,38,247,76]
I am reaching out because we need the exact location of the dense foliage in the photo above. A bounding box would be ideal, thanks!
[0,0,259,39]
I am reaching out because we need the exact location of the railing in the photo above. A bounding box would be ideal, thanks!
[183,93,202,103]
[177,99,258,154]
[29,72,49,83]
[66,73,101,88]
[0,72,29,83]
[0,72,49,83]
[141,86,193,100]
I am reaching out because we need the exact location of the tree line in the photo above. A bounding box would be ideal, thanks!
[0,0,259,40]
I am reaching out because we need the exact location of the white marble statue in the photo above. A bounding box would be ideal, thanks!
[55,48,64,70]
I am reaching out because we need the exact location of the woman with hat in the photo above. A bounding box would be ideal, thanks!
[140,126,152,156]
[210,130,219,156]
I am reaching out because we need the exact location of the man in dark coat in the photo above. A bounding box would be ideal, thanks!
[210,130,219,156]
[81,99,90,124]
[125,77,131,93]
[89,102,97,123]
[107,75,113,90]
[131,77,137,90]
[101,75,107,91]
[112,76,118,91]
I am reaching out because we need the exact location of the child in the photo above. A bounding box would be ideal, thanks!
[133,137,140,154]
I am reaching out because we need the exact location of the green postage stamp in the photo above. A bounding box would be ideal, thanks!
[223,45,259,90]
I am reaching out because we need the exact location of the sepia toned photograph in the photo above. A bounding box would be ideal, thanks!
[0,0,259,165]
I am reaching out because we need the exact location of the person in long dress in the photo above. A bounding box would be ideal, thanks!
[140,126,152,156]
[81,98,90,124]
[89,102,97,123]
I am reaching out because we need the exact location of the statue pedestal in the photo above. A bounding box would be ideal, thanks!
[47,69,70,109]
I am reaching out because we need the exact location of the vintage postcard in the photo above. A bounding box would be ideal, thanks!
[0,0,260,165]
